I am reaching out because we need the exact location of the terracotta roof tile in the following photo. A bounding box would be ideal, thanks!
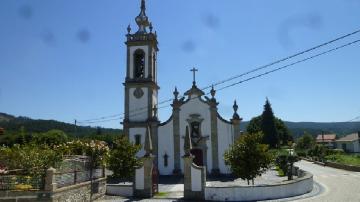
[336,133,360,142]
[316,134,336,142]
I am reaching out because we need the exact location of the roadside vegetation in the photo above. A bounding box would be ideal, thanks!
[0,127,139,190]
[295,133,360,167]
[325,154,360,167]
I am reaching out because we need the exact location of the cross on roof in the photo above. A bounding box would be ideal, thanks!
[190,67,198,86]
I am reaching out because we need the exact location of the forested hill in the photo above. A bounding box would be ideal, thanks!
[0,113,122,137]
[1,112,359,139]
[241,121,360,139]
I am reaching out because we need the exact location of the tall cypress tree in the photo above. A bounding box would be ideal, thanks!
[261,98,279,148]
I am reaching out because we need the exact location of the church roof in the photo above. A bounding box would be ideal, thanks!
[184,84,205,97]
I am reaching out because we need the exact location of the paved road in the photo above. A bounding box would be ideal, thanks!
[293,160,360,202]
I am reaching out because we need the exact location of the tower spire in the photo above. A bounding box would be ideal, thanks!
[135,0,150,34]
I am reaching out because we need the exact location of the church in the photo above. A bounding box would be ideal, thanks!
[123,0,242,175]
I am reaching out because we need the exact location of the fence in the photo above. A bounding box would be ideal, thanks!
[55,168,104,188]
[0,169,45,191]
[0,155,105,191]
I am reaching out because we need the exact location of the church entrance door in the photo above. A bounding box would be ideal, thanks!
[190,148,203,166]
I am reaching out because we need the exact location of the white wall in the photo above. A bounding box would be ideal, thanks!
[205,173,313,201]
[129,127,146,157]
[128,87,148,121]
[158,120,174,175]
[337,141,358,152]
[217,119,233,174]
[354,141,360,152]
[135,166,144,190]
[106,184,133,197]
[129,46,149,79]
[191,165,202,191]
[178,98,212,173]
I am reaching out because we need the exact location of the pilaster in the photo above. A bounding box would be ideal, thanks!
[231,119,241,141]
[210,102,220,175]
[172,103,181,174]
[150,121,159,166]
[183,156,205,200]
[133,156,155,198]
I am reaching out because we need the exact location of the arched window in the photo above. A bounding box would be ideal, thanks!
[133,49,145,78]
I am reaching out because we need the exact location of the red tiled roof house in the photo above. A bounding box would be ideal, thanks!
[316,133,337,148]
[336,132,360,153]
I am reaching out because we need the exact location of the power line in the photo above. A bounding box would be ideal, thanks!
[346,115,360,122]
[200,29,360,91]
[80,38,360,125]
[78,34,360,125]
[216,39,360,92]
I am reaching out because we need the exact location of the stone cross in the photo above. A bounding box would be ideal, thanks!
[190,67,198,86]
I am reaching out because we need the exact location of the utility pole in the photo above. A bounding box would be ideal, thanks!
[74,119,77,136]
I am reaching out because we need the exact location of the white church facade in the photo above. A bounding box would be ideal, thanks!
[123,0,242,175]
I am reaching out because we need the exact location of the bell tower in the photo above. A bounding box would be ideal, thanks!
[123,0,159,157]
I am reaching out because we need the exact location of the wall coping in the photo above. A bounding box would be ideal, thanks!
[107,182,133,187]
[206,170,312,188]
[54,177,106,193]
[302,158,360,172]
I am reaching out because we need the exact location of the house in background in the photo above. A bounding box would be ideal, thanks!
[316,133,336,148]
[336,132,360,153]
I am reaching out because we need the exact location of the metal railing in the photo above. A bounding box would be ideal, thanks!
[0,169,45,191]
[55,168,104,188]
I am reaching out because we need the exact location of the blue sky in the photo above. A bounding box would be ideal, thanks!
[1,0,360,129]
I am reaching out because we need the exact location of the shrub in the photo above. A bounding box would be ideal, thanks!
[108,135,141,180]
[326,149,345,156]
[308,144,327,161]
[296,150,307,157]
[0,144,62,176]
[54,139,110,167]
[275,152,299,179]
[224,132,274,185]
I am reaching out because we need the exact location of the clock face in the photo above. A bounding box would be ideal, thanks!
[134,87,144,99]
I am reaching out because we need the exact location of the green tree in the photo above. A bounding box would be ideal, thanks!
[107,135,141,180]
[275,118,293,145]
[246,116,262,135]
[32,129,69,146]
[224,132,273,185]
[261,99,279,148]
[247,116,292,146]
[296,132,315,151]
[308,144,327,161]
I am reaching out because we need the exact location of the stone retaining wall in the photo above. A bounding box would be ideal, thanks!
[106,183,133,197]
[302,158,360,172]
[205,169,313,201]
[0,178,106,202]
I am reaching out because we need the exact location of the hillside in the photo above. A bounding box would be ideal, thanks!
[0,113,122,137]
[240,121,360,139]
[1,112,359,139]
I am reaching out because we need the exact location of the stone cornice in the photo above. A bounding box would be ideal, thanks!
[125,34,159,51]
[159,115,173,126]
[123,80,160,90]
[217,112,232,124]
[122,119,160,128]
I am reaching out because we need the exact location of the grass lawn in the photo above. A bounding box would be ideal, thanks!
[325,154,360,167]
[154,192,168,197]
[275,166,285,177]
